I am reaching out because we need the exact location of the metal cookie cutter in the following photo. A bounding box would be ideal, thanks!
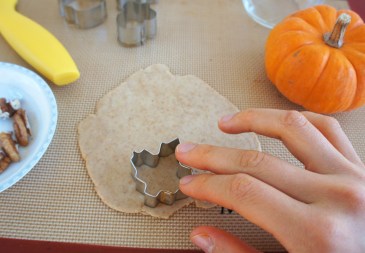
[59,0,107,29]
[130,138,192,208]
[117,0,157,47]
[116,0,158,9]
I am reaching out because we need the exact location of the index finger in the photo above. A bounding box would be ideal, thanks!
[219,109,353,175]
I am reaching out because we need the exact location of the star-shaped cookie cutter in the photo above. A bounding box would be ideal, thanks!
[130,138,192,208]
[117,0,157,47]
[59,0,107,29]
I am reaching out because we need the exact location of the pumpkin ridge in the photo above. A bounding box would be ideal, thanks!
[341,50,360,109]
[342,46,365,56]
[280,17,322,36]
[312,6,332,34]
[305,49,356,113]
[344,25,365,43]
[291,6,330,34]
[301,48,331,108]
[279,27,320,36]
[315,5,342,33]
[291,16,321,35]
[271,41,317,83]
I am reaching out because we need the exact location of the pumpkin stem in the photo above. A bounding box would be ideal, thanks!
[324,13,351,48]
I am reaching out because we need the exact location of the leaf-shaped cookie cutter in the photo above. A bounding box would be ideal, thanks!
[117,0,157,47]
[130,138,192,208]
[59,0,107,29]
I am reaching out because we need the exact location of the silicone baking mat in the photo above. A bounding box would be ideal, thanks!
[1,0,363,252]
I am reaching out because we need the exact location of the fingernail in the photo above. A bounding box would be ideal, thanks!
[191,234,214,253]
[180,175,194,185]
[177,143,197,153]
[220,113,236,123]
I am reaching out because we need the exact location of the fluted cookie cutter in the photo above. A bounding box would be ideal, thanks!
[59,0,107,29]
[130,138,192,208]
[117,0,157,47]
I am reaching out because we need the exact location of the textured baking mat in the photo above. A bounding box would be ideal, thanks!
[0,0,363,252]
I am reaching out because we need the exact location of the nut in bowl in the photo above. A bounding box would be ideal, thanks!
[0,98,32,172]
[0,62,58,192]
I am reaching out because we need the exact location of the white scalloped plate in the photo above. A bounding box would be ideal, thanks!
[0,62,58,192]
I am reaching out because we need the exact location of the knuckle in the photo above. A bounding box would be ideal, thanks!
[321,116,342,132]
[228,174,256,205]
[330,183,365,212]
[239,150,266,169]
[282,110,308,128]
[343,186,365,212]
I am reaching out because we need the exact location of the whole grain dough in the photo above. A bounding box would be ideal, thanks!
[78,64,261,219]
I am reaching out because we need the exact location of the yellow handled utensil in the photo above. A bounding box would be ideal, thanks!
[0,0,80,85]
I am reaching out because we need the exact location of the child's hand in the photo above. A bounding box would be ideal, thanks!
[176,109,365,253]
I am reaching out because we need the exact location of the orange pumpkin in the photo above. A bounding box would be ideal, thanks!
[265,5,365,114]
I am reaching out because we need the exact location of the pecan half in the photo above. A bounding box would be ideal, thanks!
[0,151,11,173]
[0,132,20,162]
[0,98,16,118]
[13,109,31,147]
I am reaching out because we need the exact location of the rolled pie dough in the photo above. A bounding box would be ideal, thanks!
[78,64,261,219]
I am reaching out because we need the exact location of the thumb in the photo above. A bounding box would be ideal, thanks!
[190,226,261,253]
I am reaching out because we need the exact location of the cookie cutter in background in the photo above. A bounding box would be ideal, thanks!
[116,0,157,47]
[59,0,107,29]
[130,138,192,208]
[116,0,158,9]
